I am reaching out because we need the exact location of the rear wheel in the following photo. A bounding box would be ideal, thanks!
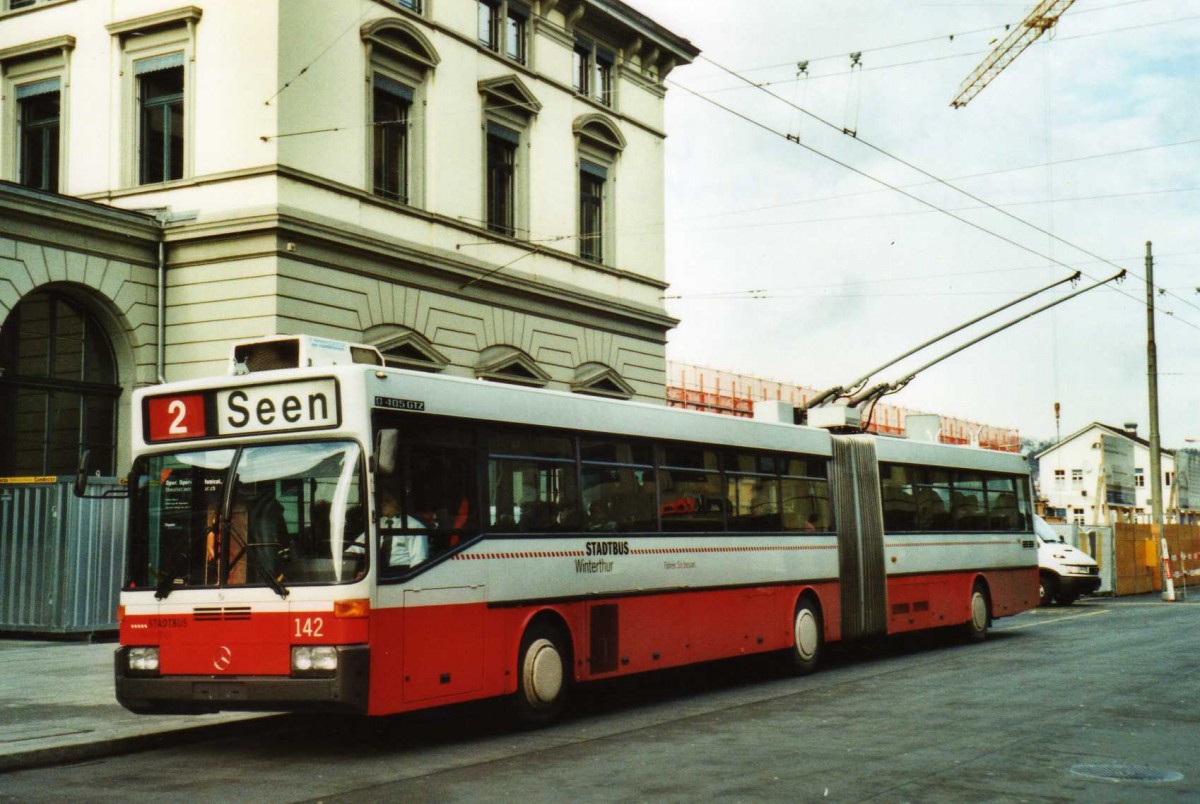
[789,598,822,675]
[964,583,990,643]
[513,621,569,727]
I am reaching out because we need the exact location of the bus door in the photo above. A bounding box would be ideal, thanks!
[830,435,887,640]
[402,585,486,703]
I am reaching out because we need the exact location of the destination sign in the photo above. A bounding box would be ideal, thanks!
[216,379,340,436]
[144,379,341,442]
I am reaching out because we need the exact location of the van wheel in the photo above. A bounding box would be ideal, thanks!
[1056,593,1078,606]
[964,583,990,643]
[513,621,569,727]
[789,599,822,675]
[1039,573,1059,607]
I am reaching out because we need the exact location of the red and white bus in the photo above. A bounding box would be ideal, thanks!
[91,335,1038,723]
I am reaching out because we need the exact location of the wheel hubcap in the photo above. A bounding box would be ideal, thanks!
[971,592,988,631]
[795,609,818,661]
[523,638,563,707]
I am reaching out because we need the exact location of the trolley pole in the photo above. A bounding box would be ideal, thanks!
[1146,241,1175,601]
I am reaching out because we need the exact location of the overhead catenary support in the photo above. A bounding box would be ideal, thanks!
[846,269,1126,409]
[1146,241,1175,601]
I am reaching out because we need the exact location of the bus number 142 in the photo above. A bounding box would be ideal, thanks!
[293,617,324,638]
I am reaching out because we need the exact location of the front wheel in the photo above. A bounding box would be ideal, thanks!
[513,621,569,727]
[963,583,990,643]
[788,599,823,675]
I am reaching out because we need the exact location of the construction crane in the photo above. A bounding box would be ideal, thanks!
[950,0,1077,108]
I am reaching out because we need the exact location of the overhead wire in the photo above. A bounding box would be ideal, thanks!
[265,5,377,106]
[690,53,1200,329]
[687,8,1197,92]
[702,0,1160,80]
[664,136,1200,226]
[662,76,1200,335]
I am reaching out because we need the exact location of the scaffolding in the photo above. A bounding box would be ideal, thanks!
[666,362,1021,453]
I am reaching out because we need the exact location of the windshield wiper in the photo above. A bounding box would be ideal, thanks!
[236,544,290,599]
[154,560,183,600]
[261,567,289,599]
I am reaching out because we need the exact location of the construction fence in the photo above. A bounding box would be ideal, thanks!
[1114,523,1200,597]
[1048,521,1200,597]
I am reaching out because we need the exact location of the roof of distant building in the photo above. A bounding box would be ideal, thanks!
[1033,421,1176,460]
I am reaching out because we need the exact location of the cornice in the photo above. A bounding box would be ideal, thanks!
[106,5,203,37]
[0,35,75,63]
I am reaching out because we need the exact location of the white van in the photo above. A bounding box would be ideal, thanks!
[1034,515,1101,606]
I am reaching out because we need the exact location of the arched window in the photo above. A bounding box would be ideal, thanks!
[0,290,120,476]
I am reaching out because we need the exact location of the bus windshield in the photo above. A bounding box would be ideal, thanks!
[128,440,366,593]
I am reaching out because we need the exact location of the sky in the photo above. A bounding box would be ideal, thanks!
[627,0,1200,446]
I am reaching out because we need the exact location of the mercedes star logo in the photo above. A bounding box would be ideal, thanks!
[213,645,233,671]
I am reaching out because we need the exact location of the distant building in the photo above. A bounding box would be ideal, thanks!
[0,0,699,477]
[1034,422,1197,525]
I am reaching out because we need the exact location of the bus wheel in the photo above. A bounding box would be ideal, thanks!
[789,599,822,675]
[514,621,569,727]
[964,583,990,643]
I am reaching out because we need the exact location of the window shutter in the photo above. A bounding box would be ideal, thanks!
[374,73,414,103]
[486,122,520,145]
[134,51,185,75]
[15,77,60,100]
[580,159,607,179]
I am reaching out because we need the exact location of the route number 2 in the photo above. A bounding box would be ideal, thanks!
[168,400,188,434]
[294,617,324,638]
[146,394,206,442]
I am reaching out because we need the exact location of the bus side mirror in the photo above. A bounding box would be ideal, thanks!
[376,429,399,475]
[74,449,93,498]
[73,449,128,499]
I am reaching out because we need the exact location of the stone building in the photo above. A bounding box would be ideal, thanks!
[0,0,698,477]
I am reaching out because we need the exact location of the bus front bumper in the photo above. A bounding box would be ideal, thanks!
[114,645,369,715]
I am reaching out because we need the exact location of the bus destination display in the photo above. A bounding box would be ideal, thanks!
[145,379,340,442]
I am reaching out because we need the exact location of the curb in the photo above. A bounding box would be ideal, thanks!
[0,715,287,774]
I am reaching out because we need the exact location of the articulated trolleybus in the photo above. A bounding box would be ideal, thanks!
[97,335,1037,723]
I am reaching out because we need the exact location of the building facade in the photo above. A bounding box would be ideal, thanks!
[0,0,698,477]
[1035,422,1195,525]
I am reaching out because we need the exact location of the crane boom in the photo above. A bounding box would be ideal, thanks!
[950,0,1076,108]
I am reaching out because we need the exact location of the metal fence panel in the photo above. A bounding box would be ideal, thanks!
[0,478,127,634]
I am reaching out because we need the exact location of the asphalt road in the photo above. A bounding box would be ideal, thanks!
[2,596,1198,803]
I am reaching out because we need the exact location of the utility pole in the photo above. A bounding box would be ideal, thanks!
[1146,241,1175,601]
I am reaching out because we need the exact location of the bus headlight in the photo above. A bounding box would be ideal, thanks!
[128,646,160,673]
[292,646,338,677]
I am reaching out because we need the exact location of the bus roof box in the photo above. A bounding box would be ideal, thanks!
[906,414,941,443]
[230,335,384,374]
[753,400,797,424]
[807,405,862,431]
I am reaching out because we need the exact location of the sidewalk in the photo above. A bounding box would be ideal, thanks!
[0,638,276,773]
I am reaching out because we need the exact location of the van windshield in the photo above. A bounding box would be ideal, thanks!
[127,440,365,593]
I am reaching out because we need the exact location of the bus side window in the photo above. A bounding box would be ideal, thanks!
[405,442,478,558]
[879,464,916,531]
